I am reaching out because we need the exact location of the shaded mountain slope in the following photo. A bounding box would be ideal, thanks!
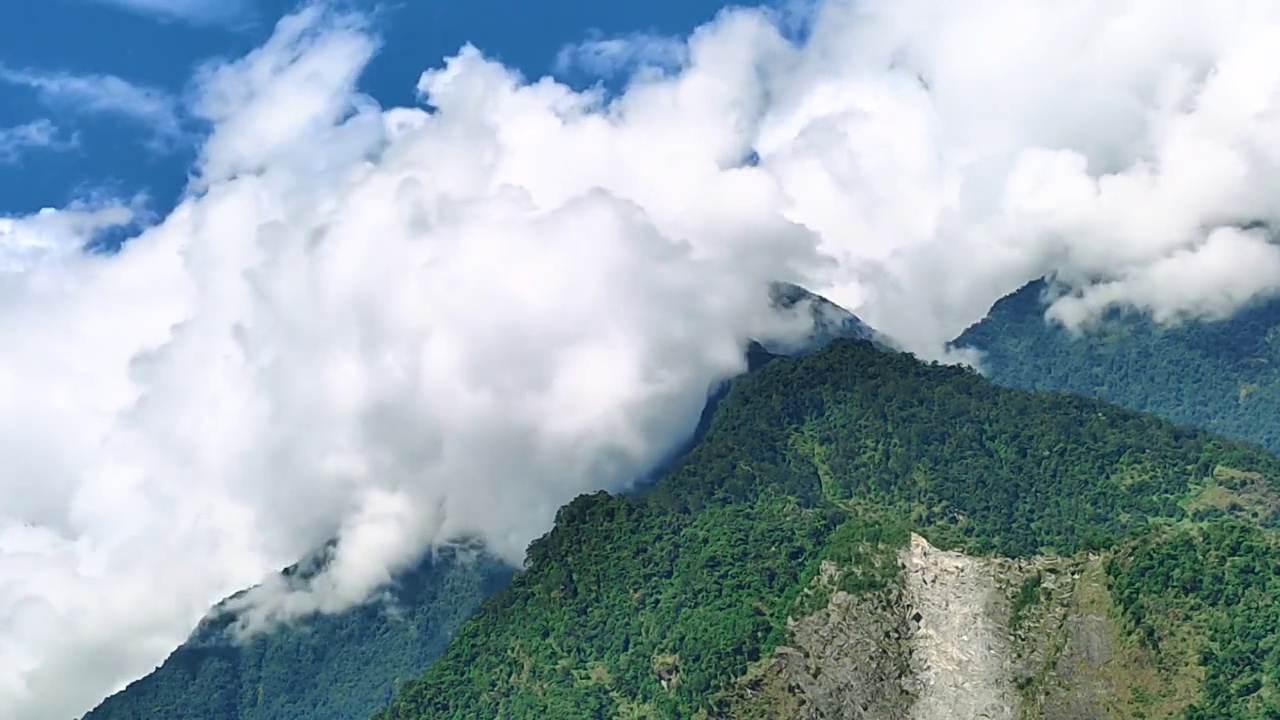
[81,284,880,720]
[377,339,1280,720]
[953,279,1280,454]
[82,547,513,720]
[764,281,889,355]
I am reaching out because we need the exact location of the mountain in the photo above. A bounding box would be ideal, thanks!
[82,286,1280,719]
[82,546,513,720]
[81,284,881,720]
[763,281,889,355]
[377,338,1280,719]
[953,279,1280,454]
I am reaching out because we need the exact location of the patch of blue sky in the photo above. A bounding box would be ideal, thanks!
[0,0,771,220]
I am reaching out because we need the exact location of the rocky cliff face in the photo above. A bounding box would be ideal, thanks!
[721,535,1183,720]
[905,534,1018,719]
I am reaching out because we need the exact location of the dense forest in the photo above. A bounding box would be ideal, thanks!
[1109,517,1280,718]
[376,339,1280,719]
[954,279,1280,454]
[83,547,513,720]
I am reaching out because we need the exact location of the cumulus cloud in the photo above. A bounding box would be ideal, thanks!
[1046,226,1280,328]
[0,120,77,163]
[9,1,1280,718]
[0,67,183,146]
[0,8,814,719]
[188,5,379,185]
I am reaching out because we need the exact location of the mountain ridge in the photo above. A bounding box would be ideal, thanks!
[81,546,513,720]
[83,283,1280,719]
[376,338,1280,719]
[953,278,1280,454]
[81,283,883,720]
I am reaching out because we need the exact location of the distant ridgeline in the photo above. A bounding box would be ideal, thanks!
[80,283,881,720]
[378,338,1280,719]
[82,545,514,720]
[954,278,1280,455]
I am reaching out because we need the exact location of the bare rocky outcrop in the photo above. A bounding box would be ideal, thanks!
[720,534,1162,720]
[776,581,916,719]
[903,534,1017,720]
[715,560,915,720]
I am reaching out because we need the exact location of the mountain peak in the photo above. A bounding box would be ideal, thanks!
[764,281,890,356]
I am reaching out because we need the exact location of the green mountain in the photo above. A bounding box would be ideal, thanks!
[79,284,880,720]
[376,339,1280,719]
[83,547,513,720]
[953,279,1280,454]
[84,286,1280,719]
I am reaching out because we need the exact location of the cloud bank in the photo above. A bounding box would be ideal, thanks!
[7,1,1280,717]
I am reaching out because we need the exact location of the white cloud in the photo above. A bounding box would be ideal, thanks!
[189,4,379,185]
[9,1,1280,718]
[0,9,815,719]
[83,0,251,26]
[555,31,689,80]
[1047,226,1280,328]
[0,67,183,146]
[0,120,77,163]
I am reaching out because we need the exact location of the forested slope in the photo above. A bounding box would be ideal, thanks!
[377,339,1280,719]
[83,547,513,720]
[80,285,877,720]
[954,279,1280,454]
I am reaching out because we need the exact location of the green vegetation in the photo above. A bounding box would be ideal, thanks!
[954,278,1280,454]
[84,547,513,720]
[1108,520,1280,718]
[954,282,1280,716]
[376,339,1280,719]
[1010,571,1043,631]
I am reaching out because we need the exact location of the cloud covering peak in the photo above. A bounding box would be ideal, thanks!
[7,1,1280,718]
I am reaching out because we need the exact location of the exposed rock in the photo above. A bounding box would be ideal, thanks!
[719,534,1184,720]
[903,534,1017,720]
[717,559,915,720]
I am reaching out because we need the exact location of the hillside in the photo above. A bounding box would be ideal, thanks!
[79,284,878,720]
[377,339,1280,719]
[82,547,513,720]
[953,279,1280,454]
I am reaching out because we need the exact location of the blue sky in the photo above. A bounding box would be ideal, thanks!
[0,0,734,217]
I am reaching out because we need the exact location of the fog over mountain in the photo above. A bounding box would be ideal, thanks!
[6,1,1280,718]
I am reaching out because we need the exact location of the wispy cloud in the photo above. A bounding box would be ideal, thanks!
[555,31,689,80]
[0,120,77,163]
[83,0,251,26]
[0,67,183,147]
